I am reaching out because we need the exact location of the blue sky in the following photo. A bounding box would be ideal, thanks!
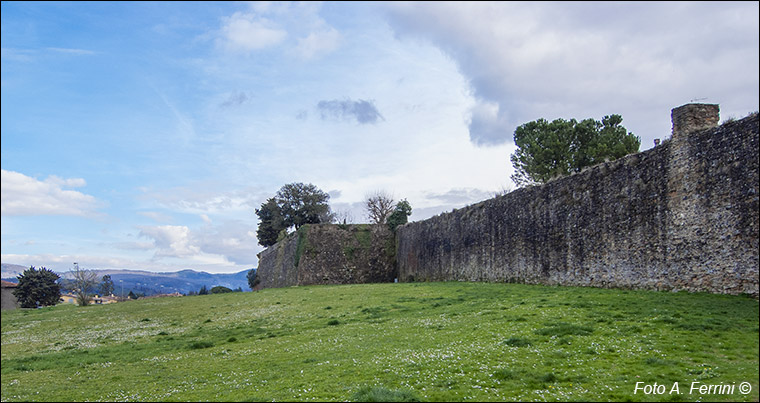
[2,1,758,274]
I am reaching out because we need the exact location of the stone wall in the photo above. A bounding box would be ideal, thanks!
[257,224,396,289]
[397,105,759,296]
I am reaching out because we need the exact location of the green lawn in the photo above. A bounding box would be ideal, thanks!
[2,282,758,402]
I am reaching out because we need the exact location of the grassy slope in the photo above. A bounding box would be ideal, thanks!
[1,282,758,402]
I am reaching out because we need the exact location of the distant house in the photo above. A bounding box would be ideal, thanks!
[1,280,20,310]
[95,294,118,304]
[60,293,118,305]
[60,294,78,304]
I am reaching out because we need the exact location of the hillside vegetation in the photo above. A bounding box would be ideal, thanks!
[1,282,758,402]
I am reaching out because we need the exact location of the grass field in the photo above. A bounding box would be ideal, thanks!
[1,282,758,402]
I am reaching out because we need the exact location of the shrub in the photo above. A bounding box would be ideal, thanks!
[503,337,532,347]
[539,372,558,383]
[493,368,518,380]
[210,286,233,294]
[188,341,214,350]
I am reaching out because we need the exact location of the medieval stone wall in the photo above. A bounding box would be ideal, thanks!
[257,224,396,289]
[397,106,758,296]
[257,105,758,296]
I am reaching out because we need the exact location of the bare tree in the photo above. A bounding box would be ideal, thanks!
[365,191,395,225]
[70,263,99,306]
[333,209,355,225]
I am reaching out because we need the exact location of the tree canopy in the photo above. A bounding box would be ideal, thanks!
[256,197,286,247]
[510,114,640,186]
[365,191,395,225]
[256,183,332,247]
[387,199,412,232]
[70,263,99,306]
[99,274,115,296]
[210,285,233,294]
[13,266,61,308]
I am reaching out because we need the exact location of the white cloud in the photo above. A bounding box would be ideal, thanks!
[1,169,100,216]
[200,214,212,224]
[137,211,173,223]
[294,27,341,59]
[216,3,343,59]
[142,184,268,216]
[138,225,200,259]
[137,221,260,267]
[218,11,287,52]
[385,2,759,148]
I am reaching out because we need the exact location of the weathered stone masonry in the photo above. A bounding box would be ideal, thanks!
[257,224,396,289]
[257,105,758,296]
[397,104,758,296]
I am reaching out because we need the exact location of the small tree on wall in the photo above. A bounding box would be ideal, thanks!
[365,191,395,225]
[387,199,412,232]
[510,114,640,186]
[256,198,286,247]
[255,183,333,247]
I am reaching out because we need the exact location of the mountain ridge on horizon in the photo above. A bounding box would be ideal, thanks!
[1,263,254,296]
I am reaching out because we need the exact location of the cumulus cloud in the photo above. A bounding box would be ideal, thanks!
[294,27,341,60]
[1,169,100,216]
[385,2,760,147]
[216,3,342,59]
[139,225,201,259]
[138,221,259,266]
[194,220,260,265]
[218,11,287,52]
[317,98,385,124]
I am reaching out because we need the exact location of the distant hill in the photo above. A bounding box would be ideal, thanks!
[1,263,28,278]
[1,264,253,296]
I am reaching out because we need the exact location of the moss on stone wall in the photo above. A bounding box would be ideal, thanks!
[258,224,395,288]
[294,226,310,268]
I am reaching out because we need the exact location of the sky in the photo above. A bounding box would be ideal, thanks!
[2,1,758,275]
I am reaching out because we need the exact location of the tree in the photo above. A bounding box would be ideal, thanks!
[210,285,233,294]
[13,266,61,308]
[510,114,640,187]
[365,191,395,225]
[255,183,333,247]
[276,182,331,229]
[256,197,286,247]
[99,275,115,296]
[333,209,355,225]
[198,285,209,295]
[387,199,412,232]
[70,263,99,306]
[247,268,260,291]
